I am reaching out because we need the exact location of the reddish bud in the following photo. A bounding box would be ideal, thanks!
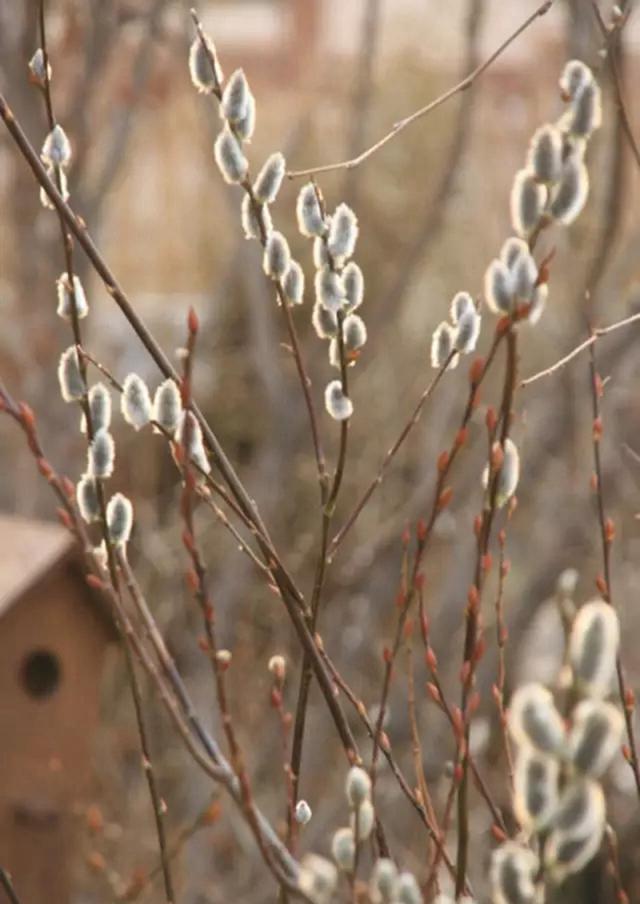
[182,529,195,554]
[56,507,73,530]
[403,618,414,639]
[590,472,599,493]
[401,523,411,547]
[395,589,406,609]
[593,417,603,441]
[499,625,508,645]
[455,427,469,449]
[469,358,485,385]
[383,646,393,665]
[188,306,199,335]
[426,682,441,705]
[425,647,438,673]
[460,661,472,688]
[414,572,425,592]
[624,688,635,712]
[491,824,507,843]
[473,635,486,663]
[594,372,604,398]
[270,687,282,708]
[61,476,75,499]
[468,585,479,612]
[622,745,632,763]
[437,486,453,511]
[501,559,511,578]
[604,518,615,543]
[86,574,104,591]
[453,762,464,784]
[485,407,498,433]
[185,569,199,592]
[18,402,36,429]
[437,450,449,474]
[416,518,427,541]
[595,574,608,596]
[490,442,504,472]
[498,528,506,545]
[197,636,210,653]
[473,514,483,537]
[467,691,481,717]
[204,603,214,623]
[37,457,53,479]
[481,553,492,574]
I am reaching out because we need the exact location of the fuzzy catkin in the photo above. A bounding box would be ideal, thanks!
[327,203,358,261]
[41,124,71,168]
[342,261,364,312]
[283,260,305,305]
[214,127,248,184]
[508,683,565,755]
[29,48,51,84]
[176,411,211,475]
[296,183,325,237]
[221,69,250,123]
[484,259,513,315]
[313,235,329,268]
[331,828,355,871]
[298,855,337,904]
[312,302,338,338]
[56,273,89,320]
[263,231,291,280]
[545,780,605,880]
[430,322,457,369]
[106,492,134,546]
[82,383,112,434]
[455,307,481,354]
[345,766,371,806]
[88,429,115,479]
[76,475,100,524]
[395,873,421,904]
[450,291,474,324]
[343,314,367,352]
[325,380,353,420]
[241,194,272,240]
[568,699,624,777]
[569,600,619,698]
[550,156,589,224]
[253,152,285,204]
[57,346,84,402]
[188,33,223,93]
[513,748,559,831]
[235,92,256,142]
[510,168,546,238]
[121,374,152,430]
[152,379,182,432]
[41,166,68,209]
[559,60,593,101]
[315,266,344,313]
[370,859,398,903]
[490,842,539,904]
[567,80,602,138]
[527,124,563,184]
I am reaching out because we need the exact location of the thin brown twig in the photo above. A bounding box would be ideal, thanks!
[587,340,640,799]
[286,1,554,178]
[0,869,21,904]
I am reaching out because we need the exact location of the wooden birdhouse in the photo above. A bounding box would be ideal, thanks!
[0,514,116,904]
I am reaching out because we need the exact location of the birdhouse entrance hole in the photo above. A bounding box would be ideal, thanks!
[20,649,62,699]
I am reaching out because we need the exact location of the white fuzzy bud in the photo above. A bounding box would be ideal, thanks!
[549,156,589,225]
[513,748,559,831]
[241,195,272,240]
[298,855,337,904]
[88,429,115,479]
[496,437,520,507]
[395,873,422,904]
[455,306,481,354]
[56,273,88,320]
[369,859,398,904]
[450,291,474,324]
[527,124,563,184]
[490,842,539,904]
[568,80,602,138]
[510,168,546,238]
[41,124,71,168]
[57,346,84,402]
[41,165,68,210]
[76,475,100,524]
[569,601,619,699]
[500,237,530,270]
[484,259,513,315]
[511,251,538,301]
[106,492,133,546]
[331,827,355,871]
[545,780,605,880]
[235,92,256,142]
[253,152,285,204]
[325,380,352,421]
[328,338,340,369]
[93,540,108,572]
[559,60,593,102]
[296,183,326,237]
[315,266,344,313]
[263,231,291,281]
[327,203,358,262]
[29,48,51,85]
[508,683,565,755]
[312,302,338,338]
[342,262,364,313]
[121,374,152,430]
[313,236,329,268]
[268,654,286,681]
[81,382,112,434]
[188,33,222,93]
[345,766,371,806]
[350,798,375,840]
[430,322,458,370]
[294,799,312,825]
[343,314,367,353]
[568,699,624,777]
[214,127,248,184]
[527,283,548,325]
[283,260,305,305]
[152,379,182,433]
[176,411,211,475]
[221,69,250,123]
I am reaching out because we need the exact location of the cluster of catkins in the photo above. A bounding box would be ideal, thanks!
[491,600,623,903]
[430,60,600,514]
[298,766,428,904]
[189,27,366,424]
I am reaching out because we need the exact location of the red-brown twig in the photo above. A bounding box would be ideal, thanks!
[587,341,640,799]
[492,529,516,790]
[286,1,554,178]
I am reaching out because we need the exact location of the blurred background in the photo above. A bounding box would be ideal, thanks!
[0,0,639,902]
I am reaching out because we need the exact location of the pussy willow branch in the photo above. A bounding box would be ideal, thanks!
[0,88,362,771]
[0,869,21,904]
[286,0,554,178]
[455,324,518,898]
[588,342,640,799]
[36,7,176,899]
[520,310,640,387]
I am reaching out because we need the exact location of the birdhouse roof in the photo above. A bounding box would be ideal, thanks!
[0,514,114,635]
